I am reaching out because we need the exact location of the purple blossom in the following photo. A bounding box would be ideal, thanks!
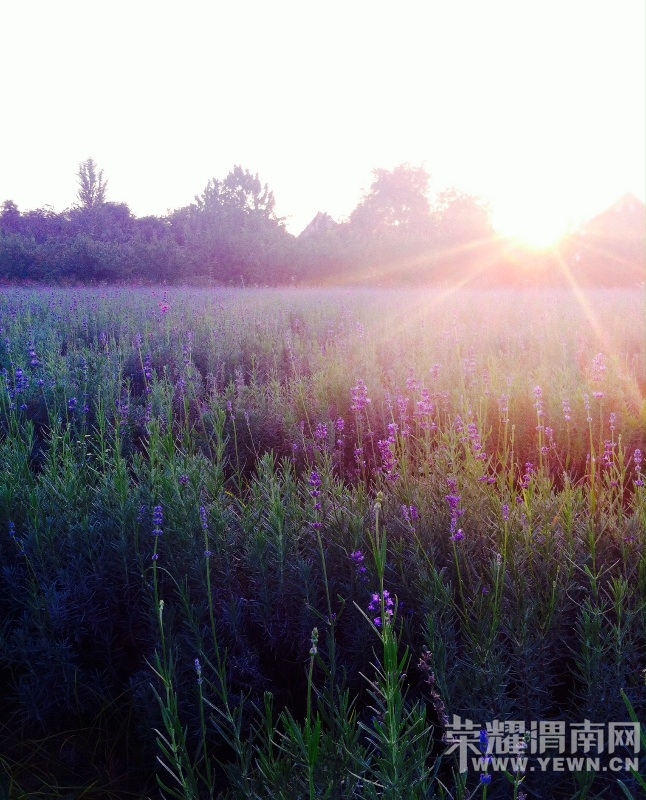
[179,474,189,486]
[634,449,644,486]
[350,550,367,576]
[480,729,490,753]
[335,417,345,433]
[499,393,509,424]
[194,658,203,685]
[68,397,77,412]
[314,423,328,442]
[401,504,419,525]
[368,589,395,625]
[562,398,571,422]
[350,380,371,413]
[309,471,322,496]
[199,506,208,531]
[354,447,366,470]
[592,352,606,382]
[152,505,164,536]
[377,426,399,481]
[502,503,510,522]
[522,462,534,489]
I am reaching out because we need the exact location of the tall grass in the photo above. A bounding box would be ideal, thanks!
[0,285,644,798]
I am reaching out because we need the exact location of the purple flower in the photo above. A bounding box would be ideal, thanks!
[450,529,465,542]
[199,506,208,531]
[592,352,606,382]
[152,505,164,536]
[502,503,510,522]
[480,728,489,753]
[335,417,345,433]
[350,380,371,413]
[368,589,395,625]
[314,423,328,442]
[179,474,189,486]
[68,397,77,412]
[194,658,203,685]
[562,398,572,422]
[401,504,419,525]
[522,462,534,489]
[350,550,367,575]
[309,471,322,501]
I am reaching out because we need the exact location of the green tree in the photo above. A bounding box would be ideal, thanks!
[76,157,108,209]
[349,164,433,239]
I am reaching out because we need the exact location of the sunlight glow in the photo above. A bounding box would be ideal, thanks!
[491,202,576,251]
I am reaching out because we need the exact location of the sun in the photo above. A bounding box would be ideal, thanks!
[491,201,575,251]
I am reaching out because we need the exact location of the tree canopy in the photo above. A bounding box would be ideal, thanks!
[0,159,641,286]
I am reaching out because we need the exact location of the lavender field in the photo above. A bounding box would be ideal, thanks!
[1,286,645,799]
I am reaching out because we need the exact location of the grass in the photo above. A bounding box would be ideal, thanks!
[0,285,644,799]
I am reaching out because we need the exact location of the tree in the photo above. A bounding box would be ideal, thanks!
[76,158,108,209]
[171,166,291,283]
[194,165,279,221]
[432,188,492,246]
[349,164,433,239]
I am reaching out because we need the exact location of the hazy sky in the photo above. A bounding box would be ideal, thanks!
[1,0,644,242]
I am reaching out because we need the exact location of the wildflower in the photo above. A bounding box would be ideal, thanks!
[584,393,592,423]
[368,590,395,626]
[401,504,419,525]
[480,728,490,754]
[522,462,534,489]
[194,658,203,685]
[502,503,510,522]
[179,474,189,486]
[309,471,322,511]
[562,398,571,422]
[533,385,544,418]
[350,380,371,413]
[314,422,328,441]
[634,449,644,486]
[499,393,509,424]
[68,397,77,412]
[609,412,617,432]
[350,549,366,571]
[199,506,208,531]
[377,425,399,481]
[445,477,464,538]
[354,447,366,470]
[335,417,345,433]
[152,505,164,536]
[592,352,606,382]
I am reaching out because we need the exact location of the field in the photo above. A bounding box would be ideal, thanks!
[0,286,645,799]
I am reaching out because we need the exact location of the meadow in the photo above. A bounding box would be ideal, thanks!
[0,286,644,800]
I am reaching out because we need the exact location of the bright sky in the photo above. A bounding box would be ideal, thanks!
[1,0,644,243]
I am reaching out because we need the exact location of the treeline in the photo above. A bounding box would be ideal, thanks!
[1,160,643,285]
